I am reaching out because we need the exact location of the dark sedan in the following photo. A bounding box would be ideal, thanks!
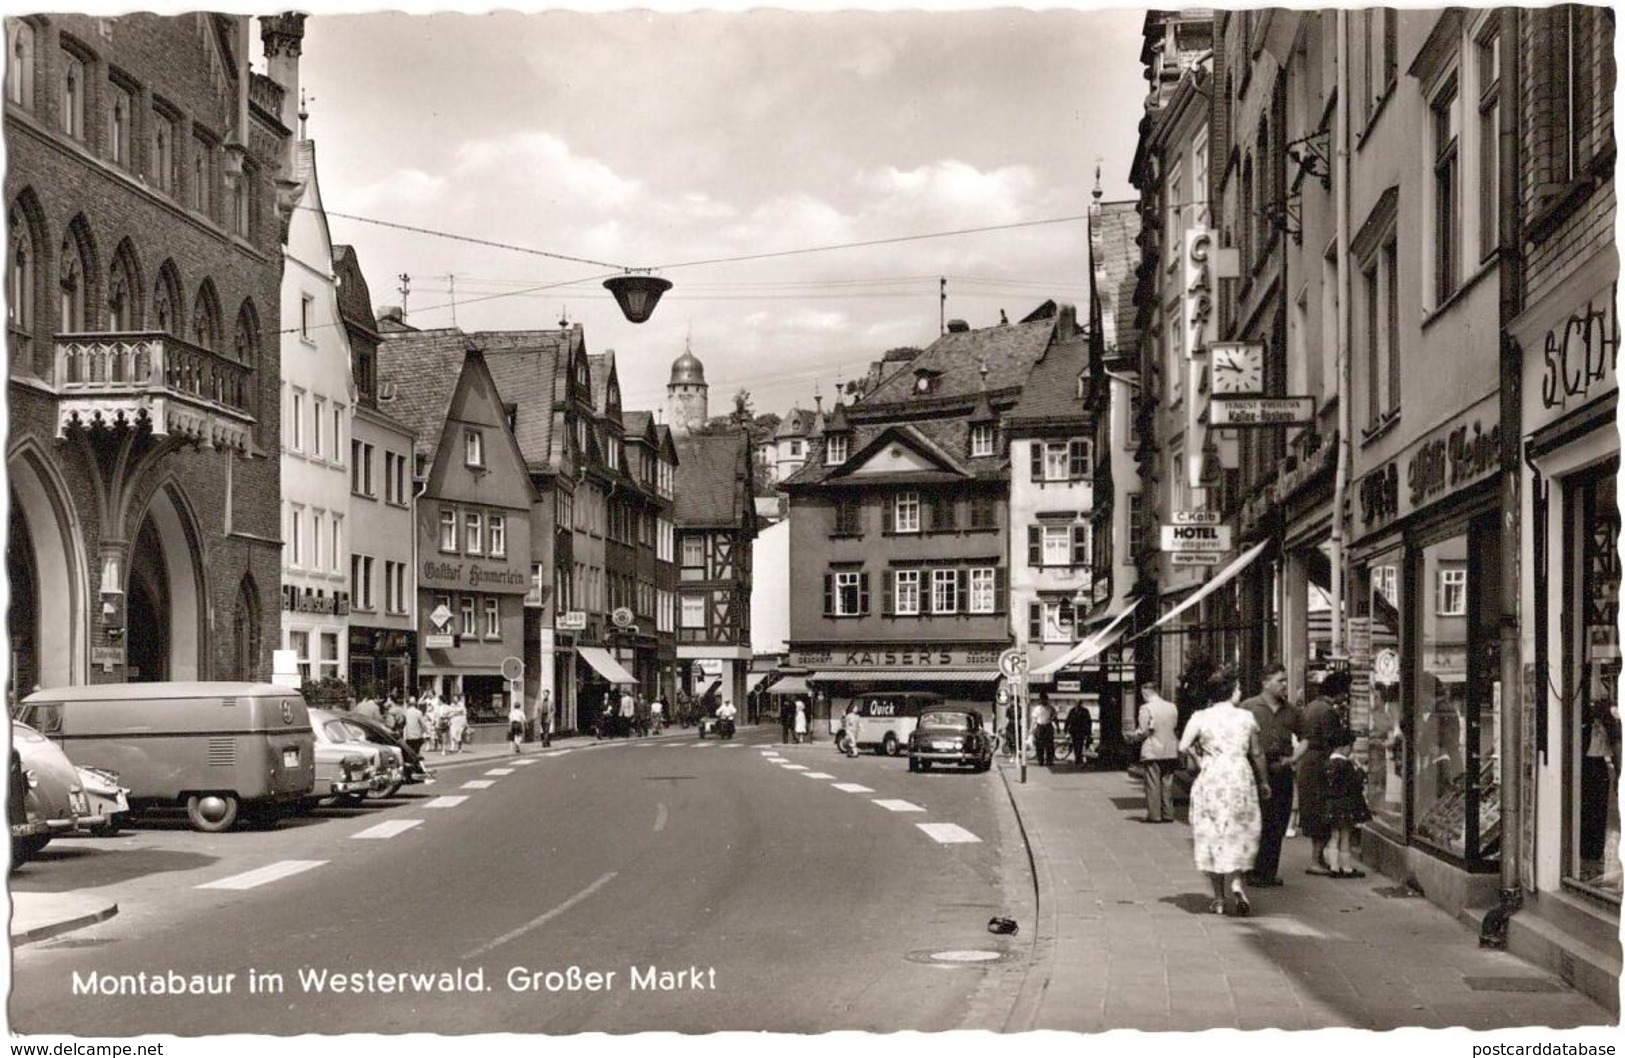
[907,707,994,773]
[332,711,436,793]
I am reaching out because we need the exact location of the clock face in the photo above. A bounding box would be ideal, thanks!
[1210,344,1264,394]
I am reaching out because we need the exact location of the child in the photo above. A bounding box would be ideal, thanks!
[1322,735,1373,878]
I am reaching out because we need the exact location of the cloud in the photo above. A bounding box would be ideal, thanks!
[344,168,448,213]
[453,130,643,213]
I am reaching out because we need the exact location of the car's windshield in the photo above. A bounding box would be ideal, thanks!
[322,720,356,743]
[341,721,375,742]
[13,703,62,734]
[919,712,974,731]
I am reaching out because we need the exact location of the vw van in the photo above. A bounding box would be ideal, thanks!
[15,682,316,832]
[846,692,945,756]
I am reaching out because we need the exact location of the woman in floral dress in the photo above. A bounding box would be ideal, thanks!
[1178,669,1269,916]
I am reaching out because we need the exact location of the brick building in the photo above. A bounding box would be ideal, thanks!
[5,14,291,691]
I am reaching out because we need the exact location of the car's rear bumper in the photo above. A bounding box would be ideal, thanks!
[328,779,372,795]
[908,750,985,766]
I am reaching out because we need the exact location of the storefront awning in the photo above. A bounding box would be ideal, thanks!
[745,672,770,693]
[577,646,638,685]
[768,675,811,695]
[1032,602,1141,676]
[809,670,1001,684]
[1127,540,1271,644]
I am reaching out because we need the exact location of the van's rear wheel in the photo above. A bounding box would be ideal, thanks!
[185,793,239,833]
[882,733,900,757]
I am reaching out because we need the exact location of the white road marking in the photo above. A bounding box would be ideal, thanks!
[485,768,515,776]
[831,783,874,793]
[197,860,326,890]
[461,780,497,790]
[801,772,837,779]
[872,799,925,812]
[654,803,668,832]
[512,759,537,766]
[721,743,743,748]
[462,871,619,960]
[779,764,808,771]
[916,823,982,844]
[543,750,572,757]
[667,742,690,748]
[424,795,469,808]
[692,743,716,749]
[352,820,425,840]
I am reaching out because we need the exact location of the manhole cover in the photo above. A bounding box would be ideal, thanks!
[904,948,1018,966]
[1462,976,1567,994]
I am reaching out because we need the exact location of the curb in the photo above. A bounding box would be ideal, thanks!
[11,901,119,947]
[992,763,1057,1032]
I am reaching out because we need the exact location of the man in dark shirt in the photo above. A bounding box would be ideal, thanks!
[1240,663,1300,887]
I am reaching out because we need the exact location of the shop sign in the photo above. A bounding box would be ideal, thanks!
[1538,280,1617,416]
[1171,510,1221,525]
[420,559,531,594]
[1209,396,1314,427]
[1056,679,1081,693]
[282,585,351,616]
[430,603,453,630]
[425,633,456,649]
[91,646,123,672]
[557,610,587,631]
[1170,551,1223,566]
[1354,398,1500,538]
[1160,524,1232,552]
[791,646,1005,669]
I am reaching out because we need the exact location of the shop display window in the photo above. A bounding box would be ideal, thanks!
[1411,519,1500,865]
[1565,460,1621,902]
[1357,550,1404,834]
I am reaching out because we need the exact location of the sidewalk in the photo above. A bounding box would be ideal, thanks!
[8,724,728,946]
[997,758,1614,1032]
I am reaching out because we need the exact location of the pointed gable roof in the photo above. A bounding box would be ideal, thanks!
[1008,336,1093,426]
[673,430,752,529]
[426,343,538,509]
[823,423,973,484]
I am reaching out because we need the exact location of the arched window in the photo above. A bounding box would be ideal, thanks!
[59,234,85,332]
[8,201,36,368]
[108,242,140,332]
[153,261,182,336]
[6,20,36,110]
[59,48,83,140]
[231,575,261,681]
[190,281,219,350]
[233,301,258,366]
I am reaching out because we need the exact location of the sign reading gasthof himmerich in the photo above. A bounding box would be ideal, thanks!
[1160,524,1233,552]
[1209,396,1315,427]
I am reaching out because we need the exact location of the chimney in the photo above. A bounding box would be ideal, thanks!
[1056,303,1078,338]
[260,14,306,173]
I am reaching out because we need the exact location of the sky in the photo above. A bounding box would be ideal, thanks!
[289,5,1148,419]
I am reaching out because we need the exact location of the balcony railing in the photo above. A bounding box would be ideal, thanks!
[54,332,254,452]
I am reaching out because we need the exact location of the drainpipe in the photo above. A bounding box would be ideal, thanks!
[411,472,429,696]
[1329,9,1352,658]
[1484,6,1526,948]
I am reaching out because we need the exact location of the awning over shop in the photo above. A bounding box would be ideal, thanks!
[809,670,1001,684]
[577,646,638,685]
[1032,601,1141,676]
[1128,540,1271,644]
[745,672,771,693]
[768,675,811,696]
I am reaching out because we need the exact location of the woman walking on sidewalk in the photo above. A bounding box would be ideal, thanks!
[1178,668,1269,916]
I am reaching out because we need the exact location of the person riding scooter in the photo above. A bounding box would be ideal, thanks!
[715,699,738,740]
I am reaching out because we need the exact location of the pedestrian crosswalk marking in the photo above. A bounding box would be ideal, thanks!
[779,764,808,771]
[424,795,469,808]
[543,750,572,757]
[801,772,836,779]
[667,742,690,748]
[484,768,515,776]
[693,743,716,749]
[872,799,925,812]
[352,820,424,840]
[916,822,981,844]
[197,860,326,890]
[512,759,537,766]
[720,743,743,748]
[462,780,497,789]
[831,783,874,793]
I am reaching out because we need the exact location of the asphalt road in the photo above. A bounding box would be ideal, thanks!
[9,728,1034,1035]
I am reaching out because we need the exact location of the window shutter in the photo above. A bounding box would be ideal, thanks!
[1072,525,1089,566]
[995,566,1008,614]
[1029,442,1043,482]
[882,497,895,534]
[1028,602,1041,641]
[1069,440,1089,479]
[1026,525,1040,567]
[858,572,870,616]
[940,498,957,531]
[883,571,894,616]
[823,574,834,617]
[956,568,968,609]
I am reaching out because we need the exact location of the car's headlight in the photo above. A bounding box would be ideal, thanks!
[24,768,38,789]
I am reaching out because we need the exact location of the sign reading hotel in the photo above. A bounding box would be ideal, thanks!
[1160,524,1233,552]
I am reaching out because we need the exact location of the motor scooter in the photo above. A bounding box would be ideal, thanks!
[716,716,736,740]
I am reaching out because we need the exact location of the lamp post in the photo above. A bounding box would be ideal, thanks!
[603,272,673,324]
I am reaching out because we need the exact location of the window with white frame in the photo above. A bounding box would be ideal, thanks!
[464,511,483,555]
[487,514,506,557]
[464,428,484,468]
[681,593,705,628]
[1431,75,1461,304]
[1192,126,1210,226]
[831,572,865,617]
[1044,442,1069,482]
[439,508,458,552]
[931,569,958,614]
[970,424,996,458]
[331,515,342,574]
[682,536,704,573]
[289,504,304,566]
[825,434,848,465]
[1165,159,1184,262]
[1438,567,1467,616]
[312,397,325,458]
[894,492,921,533]
[968,568,996,614]
[1042,525,1071,567]
[460,596,476,636]
[1372,564,1398,606]
[1041,600,1076,644]
[290,389,305,450]
[894,569,921,615]
[319,632,339,680]
[484,597,500,639]
[312,510,325,571]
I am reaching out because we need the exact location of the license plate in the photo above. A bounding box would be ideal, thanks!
[933,741,960,751]
[283,748,300,768]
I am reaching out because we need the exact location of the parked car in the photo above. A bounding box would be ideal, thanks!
[10,720,90,858]
[11,747,45,868]
[332,711,435,794]
[907,706,995,773]
[846,692,945,757]
[74,765,130,836]
[303,709,384,808]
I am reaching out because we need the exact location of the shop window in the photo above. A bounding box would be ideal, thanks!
[319,631,339,681]
[289,630,310,683]
[1359,553,1405,834]
[1565,461,1621,901]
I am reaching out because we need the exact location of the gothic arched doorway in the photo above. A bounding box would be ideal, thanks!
[8,498,38,700]
[5,445,87,691]
[123,482,204,682]
[126,520,169,683]
[230,576,262,682]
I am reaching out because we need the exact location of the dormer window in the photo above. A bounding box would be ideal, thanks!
[914,371,937,395]
[825,434,848,465]
[464,428,485,468]
[970,424,996,458]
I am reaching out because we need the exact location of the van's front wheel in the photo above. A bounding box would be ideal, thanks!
[185,793,240,832]
[882,733,900,757]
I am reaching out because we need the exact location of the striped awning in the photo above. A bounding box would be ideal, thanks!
[809,670,1001,684]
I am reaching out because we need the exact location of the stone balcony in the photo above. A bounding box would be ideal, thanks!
[54,332,254,453]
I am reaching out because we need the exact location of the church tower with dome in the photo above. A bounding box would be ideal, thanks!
[667,339,709,437]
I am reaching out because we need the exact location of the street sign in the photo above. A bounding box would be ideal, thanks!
[425,633,455,649]
[556,610,587,631]
[501,656,524,682]
[611,606,634,629]
[430,604,453,630]
[1172,510,1222,525]
[997,648,1028,680]
[1209,396,1315,427]
[1160,524,1233,551]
